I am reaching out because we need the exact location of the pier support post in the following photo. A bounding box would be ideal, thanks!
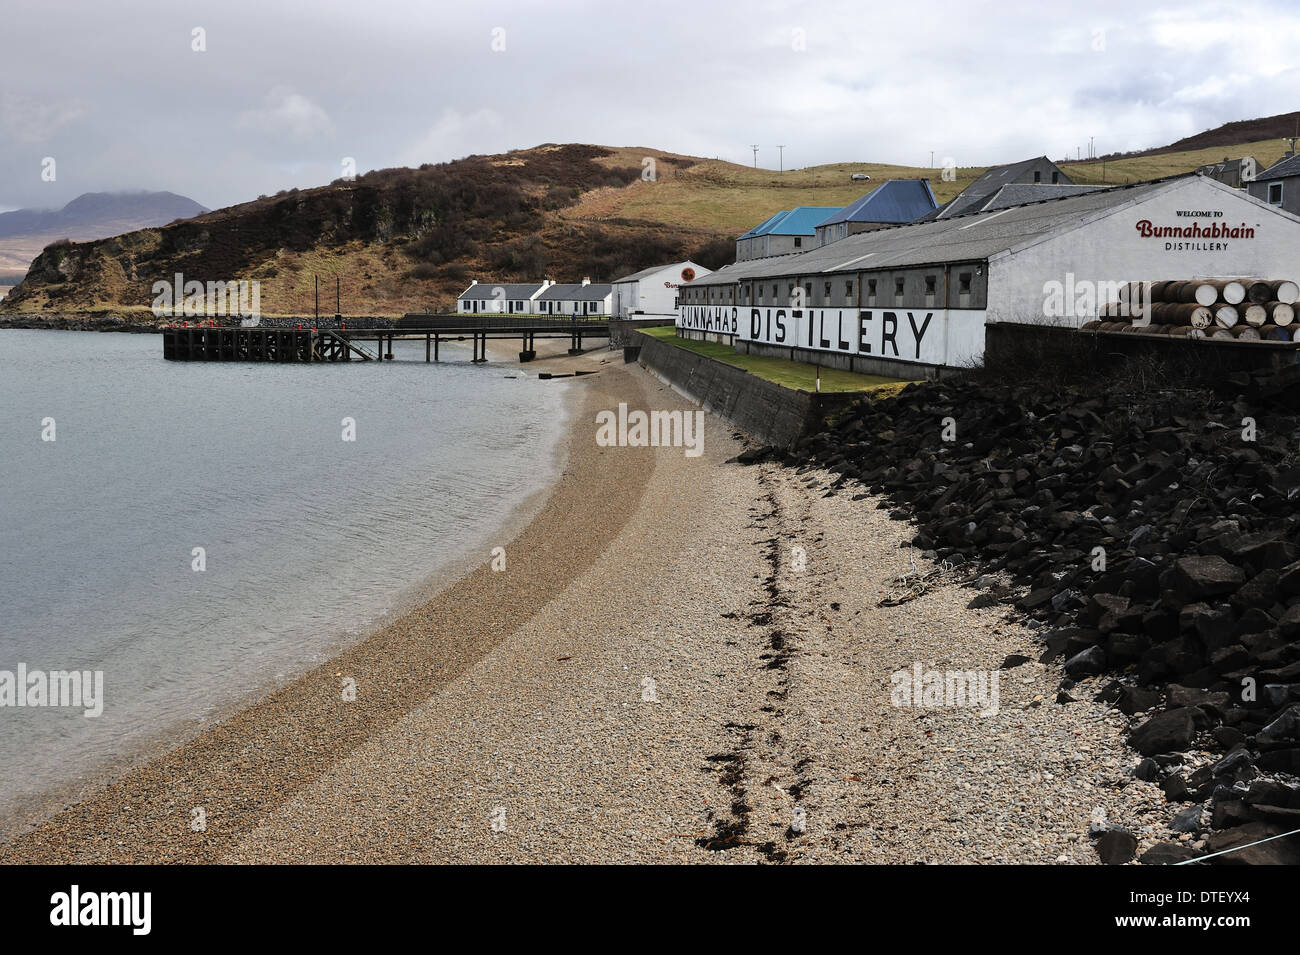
[426,333,431,363]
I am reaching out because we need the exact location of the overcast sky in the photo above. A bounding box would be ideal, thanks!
[1,0,1297,211]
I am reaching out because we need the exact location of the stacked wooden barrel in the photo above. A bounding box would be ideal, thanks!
[1085,278,1300,342]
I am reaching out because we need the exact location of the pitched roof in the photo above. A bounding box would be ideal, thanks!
[979,183,1104,211]
[537,283,612,301]
[610,261,702,284]
[690,176,1197,286]
[1255,153,1300,182]
[930,156,1071,220]
[458,282,547,301]
[817,180,938,227]
[739,206,842,239]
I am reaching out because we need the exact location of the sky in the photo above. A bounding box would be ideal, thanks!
[1,0,1298,212]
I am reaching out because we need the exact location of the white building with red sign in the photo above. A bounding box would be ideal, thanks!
[611,261,712,319]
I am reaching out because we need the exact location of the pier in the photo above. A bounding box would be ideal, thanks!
[161,316,611,364]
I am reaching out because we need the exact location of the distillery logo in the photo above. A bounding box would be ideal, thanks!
[890,662,1000,716]
[0,664,104,717]
[151,272,261,319]
[1135,218,1256,240]
[595,402,704,457]
[50,886,151,935]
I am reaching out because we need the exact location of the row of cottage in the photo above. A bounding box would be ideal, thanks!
[456,262,713,318]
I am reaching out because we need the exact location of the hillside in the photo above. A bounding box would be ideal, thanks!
[4,125,1298,322]
[0,191,207,273]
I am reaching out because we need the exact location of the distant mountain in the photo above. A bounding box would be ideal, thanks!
[0,191,207,272]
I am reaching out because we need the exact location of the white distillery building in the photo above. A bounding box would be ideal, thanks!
[535,278,613,317]
[457,280,552,314]
[677,174,1300,378]
[610,261,712,319]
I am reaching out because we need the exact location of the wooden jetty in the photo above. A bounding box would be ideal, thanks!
[161,316,611,364]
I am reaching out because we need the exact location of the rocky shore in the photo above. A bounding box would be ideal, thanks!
[759,362,1300,864]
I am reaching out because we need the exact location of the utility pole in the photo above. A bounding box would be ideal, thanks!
[1089,136,1095,160]
[777,145,786,171]
[750,144,760,168]
[930,150,935,169]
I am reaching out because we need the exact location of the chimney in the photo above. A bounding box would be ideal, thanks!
[582,277,591,286]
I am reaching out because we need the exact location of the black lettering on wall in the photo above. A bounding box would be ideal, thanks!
[882,311,899,356]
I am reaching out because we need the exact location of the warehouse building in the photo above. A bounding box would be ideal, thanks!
[610,261,711,318]
[678,174,1300,378]
[1247,153,1300,216]
[1197,156,1258,189]
[814,180,938,247]
[736,206,840,261]
[536,279,612,316]
[457,280,552,314]
[924,156,1074,220]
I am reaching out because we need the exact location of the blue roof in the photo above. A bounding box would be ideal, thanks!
[739,206,841,239]
[817,180,938,227]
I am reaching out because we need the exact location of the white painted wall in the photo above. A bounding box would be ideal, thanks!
[678,304,986,368]
[613,262,712,317]
[988,177,1300,327]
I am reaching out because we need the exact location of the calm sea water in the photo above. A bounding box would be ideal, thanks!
[0,330,571,826]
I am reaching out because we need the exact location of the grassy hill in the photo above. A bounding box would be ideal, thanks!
[3,127,1297,322]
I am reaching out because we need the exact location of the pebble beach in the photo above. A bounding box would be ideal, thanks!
[0,346,1173,864]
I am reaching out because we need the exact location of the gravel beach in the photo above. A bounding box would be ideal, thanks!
[0,346,1171,864]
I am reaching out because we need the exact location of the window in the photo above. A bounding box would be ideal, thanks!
[772,284,778,298]
[1269,182,1284,206]
[1034,171,1042,183]
[867,278,877,303]
[894,277,905,296]
[959,272,972,295]
[925,275,936,306]
[1051,171,1060,184]
[845,281,854,298]
[794,237,802,247]
[824,282,832,298]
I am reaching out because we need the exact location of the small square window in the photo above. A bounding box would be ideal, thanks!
[794,237,802,247]
[959,272,972,294]
[1269,182,1284,206]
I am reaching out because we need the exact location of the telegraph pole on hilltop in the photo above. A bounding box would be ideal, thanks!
[750,144,760,168]
[777,145,786,171]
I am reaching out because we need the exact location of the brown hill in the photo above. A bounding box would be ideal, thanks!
[1,145,734,319]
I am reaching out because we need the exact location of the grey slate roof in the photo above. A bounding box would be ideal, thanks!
[980,183,1104,211]
[1256,154,1300,182]
[688,176,1190,287]
[537,283,612,301]
[458,282,546,301]
[927,156,1072,220]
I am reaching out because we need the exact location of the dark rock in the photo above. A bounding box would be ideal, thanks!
[1170,806,1203,833]
[1095,828,1139,865]
[1129,708,1198,756]
[1140,842,1202,865]
[1171,556,1246,601]
[1133,758,1160,781]
[1064,645,1106,678]
[1204,823,1300,864]
[999,654,1031,669]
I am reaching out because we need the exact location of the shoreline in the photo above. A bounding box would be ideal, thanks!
[1,340,1171,864]
[0,342,646,863]
[0,333,592,844]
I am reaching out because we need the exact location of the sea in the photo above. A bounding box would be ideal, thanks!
[0,329,572,831]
